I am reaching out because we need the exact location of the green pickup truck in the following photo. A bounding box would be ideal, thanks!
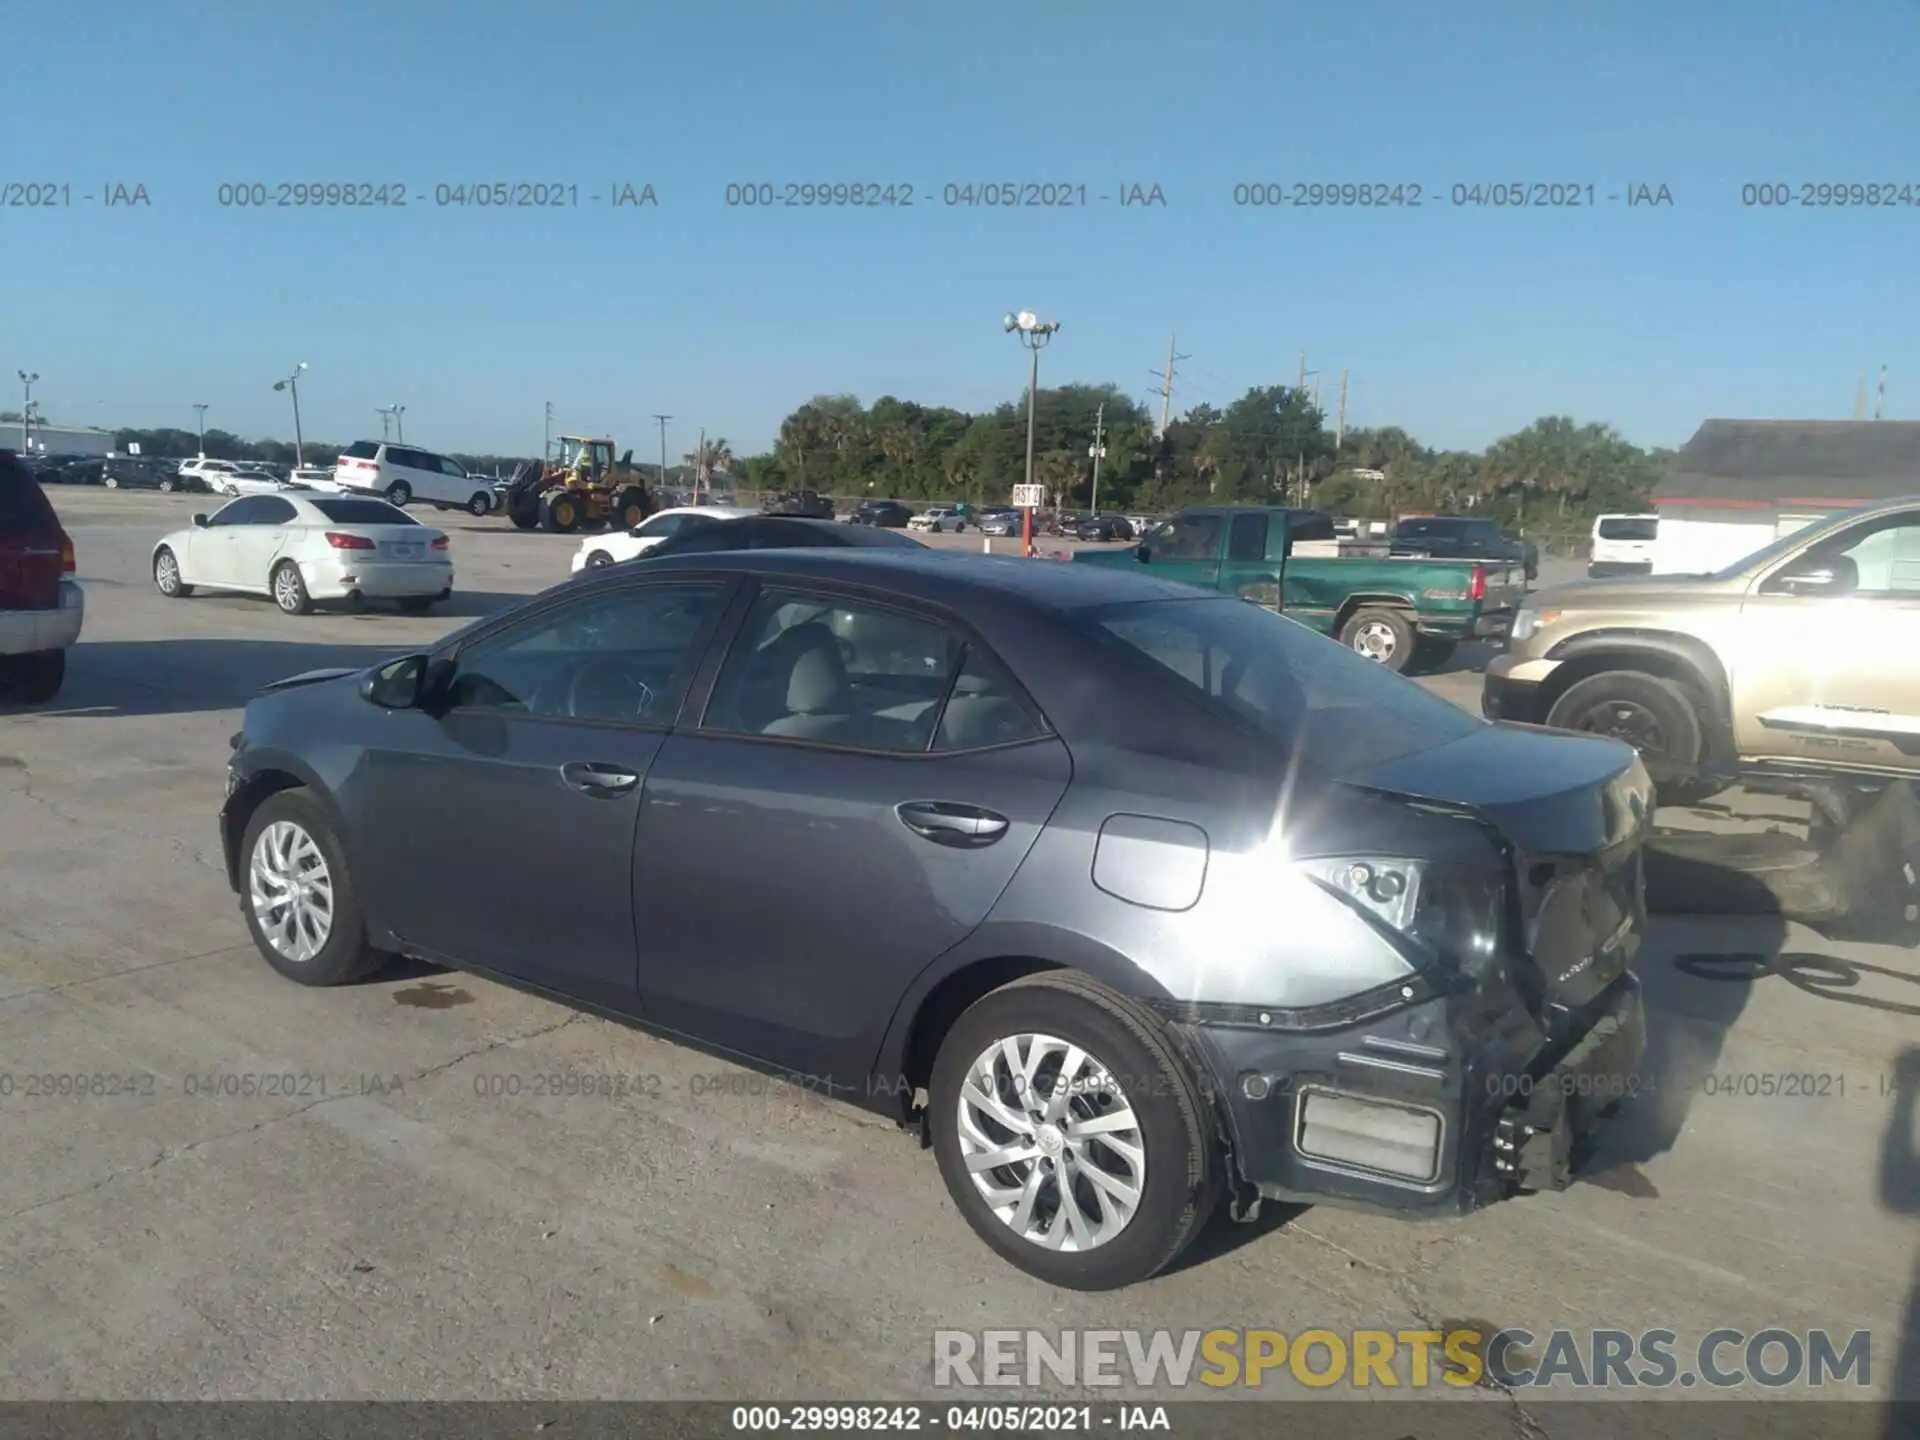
[1072,505,1527,672]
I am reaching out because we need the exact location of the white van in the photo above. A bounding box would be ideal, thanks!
[1589,513,1658,577]
[335,441,497,516]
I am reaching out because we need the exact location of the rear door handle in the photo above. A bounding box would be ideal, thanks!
[561,761,640,796]
[896,801,1009,848]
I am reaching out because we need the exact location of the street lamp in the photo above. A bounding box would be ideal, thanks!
[17,371,38,452]
[392,404,406,443]
[1004,311,1060,556]
[272,363,308,466]
[192,403,208,457]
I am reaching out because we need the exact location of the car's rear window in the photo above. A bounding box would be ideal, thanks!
[1393,517,1473,538]
[310,498,416,526]
[1596,516,1658,541]
[341,441,380,460]
[1081,597,1483,774]
[0,453,60,536]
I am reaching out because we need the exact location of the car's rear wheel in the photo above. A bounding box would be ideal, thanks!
[272,560,313,616]
[385,481,412,506]
[0,650,66,706]
[240,790,388,986]
[468,491,493,517]
[1545,670,1704,788]
[615,486,650,529]
[928,973,1222,1291]
[540,492,581,533]
[153,546,193,598]
[584,550,614,568]
[158,478,177,492]
[1339,606,1416,671]
[103,476,120,489]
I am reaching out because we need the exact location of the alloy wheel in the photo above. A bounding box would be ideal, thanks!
[249,821,334,963]
[154,550,180,594]
[274,566,304,611]
[955,1032,1146,1253]
[1351,620,1399,663]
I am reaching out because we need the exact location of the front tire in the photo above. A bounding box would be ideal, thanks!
[103,476,120,489]
[239,790,388,986]
[271,560,313,616]
[1339,606,1417,671]
[928,973,1222,1291]
[158,478,177,493]
[0,649,66,706]
[468,491,493,517]
[540,492,581,533]
[584,550,615,568]
[153,546,193,598]
[385,481,412,506]
[1545,670,1705,789]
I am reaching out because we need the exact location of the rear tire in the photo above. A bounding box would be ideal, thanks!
[1545,670,1704,787]
[239,790,389,987]
[103,476,120,489]
[158,478,177,493]
[385,481,412,506]
[615,485,650,529]
[928,972,1223,1291]
[1339,606,1417,671]
[468,491,493,517]
[0,649,66,706]
[271,560,313,616]
[540,492,581,533]
[584,550,615,568]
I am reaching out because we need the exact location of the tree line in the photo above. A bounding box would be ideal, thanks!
[73,378,1674,530]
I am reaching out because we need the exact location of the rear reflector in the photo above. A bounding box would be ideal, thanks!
[1469,565,1486,601]
[325,531,376,550]
[59,533,74,573]
[1295,1088,1443,1184]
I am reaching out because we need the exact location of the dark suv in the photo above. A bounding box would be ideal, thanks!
[763,489,835,519]
[0,451,83,704]
[101,454,186,491]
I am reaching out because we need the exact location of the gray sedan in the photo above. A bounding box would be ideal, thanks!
[220,548,1650,1289]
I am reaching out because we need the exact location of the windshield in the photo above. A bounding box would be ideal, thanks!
[1596,516,1657,541]
[1080,597,1483,775]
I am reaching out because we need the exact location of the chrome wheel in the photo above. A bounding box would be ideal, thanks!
[154,549,181,595]
[1350,619,1400,663]
[955,1032,1146,1252]
[273,565,304,611]
[249,821,334,963]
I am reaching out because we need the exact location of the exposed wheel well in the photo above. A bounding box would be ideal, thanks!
[1333,594,1414,629]
[222,771,307,887]
[898,955,1064,1118]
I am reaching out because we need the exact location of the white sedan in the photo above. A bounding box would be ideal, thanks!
[151,492,453,616]
[907,506,966,533]
[571,504,756,573]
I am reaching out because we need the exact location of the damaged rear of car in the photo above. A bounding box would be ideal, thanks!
[1064,595,1651,1222]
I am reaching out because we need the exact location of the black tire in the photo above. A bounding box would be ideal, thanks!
[928,972,1223,1291]
[584,550,615,568]
[153,545,193,598]
[1408,637,1457,674]
[507,493,540,530]
[1338,606,1417,671]
[1544,670,1704,786]
[0,649,66,706]
[614,486,650,530]
[468,491,493,517]
[238,789,389,987]
[385,480,412,506]
[158,477,177,493]
[271,560,313,616]
[397,596,435,614]
[103,476,120,489]
[540,491,581,534]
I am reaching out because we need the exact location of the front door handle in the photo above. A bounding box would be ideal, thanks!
[896,801,1009,848]
[561,761,639,796]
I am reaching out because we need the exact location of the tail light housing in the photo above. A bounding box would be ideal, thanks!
[431,535,449,551]
[59,533,75,573]
[325,531,376,550]
[1468,565,1486,601]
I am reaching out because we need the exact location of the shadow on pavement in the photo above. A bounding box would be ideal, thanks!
[1884,1047,1919,1434]
[3,640,415,718]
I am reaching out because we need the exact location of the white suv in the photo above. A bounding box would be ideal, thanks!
[335,441,496,516]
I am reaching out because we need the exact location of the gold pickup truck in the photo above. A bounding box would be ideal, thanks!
[1483,495,1920,797]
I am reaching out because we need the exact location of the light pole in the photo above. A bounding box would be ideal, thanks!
[653,414,672,494]
[1004,310,1060,557]
[17,372,37,452]
[1088,402,1107,518]
[544,401,554,460]
[378,406,395,442]
[392,404,406,443]
[272,363,308,466]
[192,403,208,457]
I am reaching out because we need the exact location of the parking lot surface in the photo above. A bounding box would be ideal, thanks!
[2,489,1914,1406]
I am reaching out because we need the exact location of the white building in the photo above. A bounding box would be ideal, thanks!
[1652,419,1920,573]
[6,423,117,458]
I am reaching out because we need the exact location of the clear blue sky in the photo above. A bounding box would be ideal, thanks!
[6,0,1917,459]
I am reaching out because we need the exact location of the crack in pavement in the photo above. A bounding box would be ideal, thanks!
[6,772,226,874]
[0,1011,588,1225]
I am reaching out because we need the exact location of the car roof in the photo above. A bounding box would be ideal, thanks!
[652,505,756,520]
[618,545,1214,613]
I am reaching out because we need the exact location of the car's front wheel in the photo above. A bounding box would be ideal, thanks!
[468,491,493,517]
[928,973,1222,1291]
[240,790,389,986]
[386,481,412,506]
[1545,670,1704,791]
[153,546,193,598]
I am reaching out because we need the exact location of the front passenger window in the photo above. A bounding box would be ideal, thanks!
[443,583,728,723]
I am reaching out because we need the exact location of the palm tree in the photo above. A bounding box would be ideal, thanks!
[682,437,737,492]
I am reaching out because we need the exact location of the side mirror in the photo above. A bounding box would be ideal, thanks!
[360,653,431,709]
[192,513,209,527]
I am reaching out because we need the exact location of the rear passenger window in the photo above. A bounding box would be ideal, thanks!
[933,649,1045,752]
[0,455,59,535]
[1227,513,1268,561]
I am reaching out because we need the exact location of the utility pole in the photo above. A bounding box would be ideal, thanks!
[16,372,37,452]
[272,363,308,467]
[653,414,673,494]
[695,426,706,503]
[192,403,208,457]
[1149,334,1188,437]
[1335,369,1349,452]
[393,405,406,443]
[1297,353,1307,392]
[379,405,396,442]
[544,401,554,460]
[1088,403,1107,516]
[1876,365,1888,420]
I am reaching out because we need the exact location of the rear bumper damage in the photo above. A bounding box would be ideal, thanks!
[1171,971,1645,1218]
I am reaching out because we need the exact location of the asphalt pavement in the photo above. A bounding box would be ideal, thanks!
[1,489,1913,1410]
